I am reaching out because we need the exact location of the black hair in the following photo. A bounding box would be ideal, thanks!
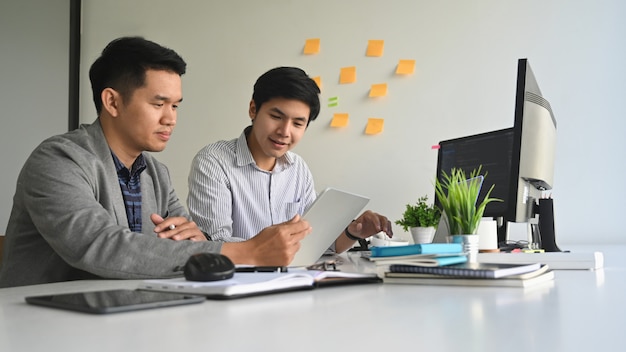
[88,36,187,115]
[252,67,321,125]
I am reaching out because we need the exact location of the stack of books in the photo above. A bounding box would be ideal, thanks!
[383,262,553,288]
[369,243,553,288]
[368,243,468,277]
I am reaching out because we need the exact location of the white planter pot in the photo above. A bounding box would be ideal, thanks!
[449,234,480,263]
[410,227,436,244]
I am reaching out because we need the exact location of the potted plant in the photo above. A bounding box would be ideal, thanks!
[395,195,441,244]
[434,166,501,261]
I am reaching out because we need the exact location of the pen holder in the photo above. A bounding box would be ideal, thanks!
[538,198,561,252]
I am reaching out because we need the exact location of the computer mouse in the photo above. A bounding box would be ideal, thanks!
[183,253,235,282]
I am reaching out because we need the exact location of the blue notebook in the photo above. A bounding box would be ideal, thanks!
[369,254,468,267]
[370,243,463,257]
[431,255,468,266]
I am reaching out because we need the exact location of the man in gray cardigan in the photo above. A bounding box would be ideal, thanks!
[0,37,311,288]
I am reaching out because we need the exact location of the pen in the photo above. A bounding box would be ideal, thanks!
[235,266,288,273]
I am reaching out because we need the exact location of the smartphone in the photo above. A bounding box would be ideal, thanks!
[25,289,205,314]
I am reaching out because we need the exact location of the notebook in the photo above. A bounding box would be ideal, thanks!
[139,270,380,299]
[389,261,541,279]
[383,264,553,288]
[140,272,314,299]
[289,187,370,267]
[369,243,463,257]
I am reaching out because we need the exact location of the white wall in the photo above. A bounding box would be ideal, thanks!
[79,0,626,245]
[0,0,69,234]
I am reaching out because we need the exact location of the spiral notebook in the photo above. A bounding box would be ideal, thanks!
[383,264,553,288]
[389,261,541,279]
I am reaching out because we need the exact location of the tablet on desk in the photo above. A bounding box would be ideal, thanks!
[25,289,205,314]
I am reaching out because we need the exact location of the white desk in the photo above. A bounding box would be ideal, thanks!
[1,245,625,352]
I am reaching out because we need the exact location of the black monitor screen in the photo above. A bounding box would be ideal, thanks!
[436,128,515,219]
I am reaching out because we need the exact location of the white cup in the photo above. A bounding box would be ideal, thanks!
[477,219,498,250]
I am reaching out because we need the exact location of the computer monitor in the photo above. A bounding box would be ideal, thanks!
[437,128,515,219]
[435,58,558,249]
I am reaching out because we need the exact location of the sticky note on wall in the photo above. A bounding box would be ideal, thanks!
[304,38,320,55]
[396,59,416,75]
[312,76,322,91]
[365,118,384,135]
[369,83,388,97]
[339,66,356,84]
[330,113,349,127]
[366,40,384,57]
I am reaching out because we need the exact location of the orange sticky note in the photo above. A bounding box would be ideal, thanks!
[330,113,349,127]
[366,40,384,57]
[312,76,322,91]
[304,38,320,55]
[369,83,388,97]
[339,66,356,84]
[365,118,384,135]
[396,59,416,75]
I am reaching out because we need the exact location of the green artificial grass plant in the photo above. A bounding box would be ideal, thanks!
[434,166,501,235]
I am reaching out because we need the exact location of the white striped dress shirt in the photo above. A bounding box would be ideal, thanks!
[187,128,316,241]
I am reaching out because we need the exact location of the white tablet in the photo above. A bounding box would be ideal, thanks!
[289,188,370,267]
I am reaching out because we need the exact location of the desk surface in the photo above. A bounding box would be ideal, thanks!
[1,245,625,352]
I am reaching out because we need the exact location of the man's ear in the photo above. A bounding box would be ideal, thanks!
[101,88,122,117]
[248,100,257,122]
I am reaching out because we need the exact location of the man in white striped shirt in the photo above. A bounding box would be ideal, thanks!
[188,67,392,265]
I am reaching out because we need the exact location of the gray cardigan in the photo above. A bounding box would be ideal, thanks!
[0,119,222,287]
